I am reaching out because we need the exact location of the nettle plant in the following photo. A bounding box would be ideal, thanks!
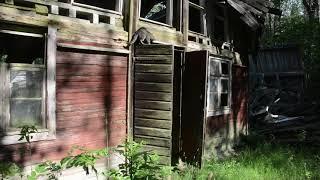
[0,125,173,179]
[7,125,173,180]
[28,146,109,180]
[105,139,173,180]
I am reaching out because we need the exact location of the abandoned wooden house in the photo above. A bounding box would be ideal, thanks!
[0,0,279,175]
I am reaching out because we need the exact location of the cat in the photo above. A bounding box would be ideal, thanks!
[129,27,155,45]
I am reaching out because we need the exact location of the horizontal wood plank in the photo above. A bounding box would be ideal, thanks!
[134,126,171,139]
[135,82,172,93]
[135,91,171,101]
[135,135,171,147]
[135,100,171,111]
[142,145,171,156]
[135,64,172,73]
[135,73,172,83]
[135,118,172,129]
[135,109,172,120]
[134,56,172,64]
[135,45,173,55]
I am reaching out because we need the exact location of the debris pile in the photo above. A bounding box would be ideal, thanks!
[249,84,320,145]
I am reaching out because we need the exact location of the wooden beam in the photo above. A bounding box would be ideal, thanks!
[47,25,57,137]
[183,0,189,45]
[57,43,129,54]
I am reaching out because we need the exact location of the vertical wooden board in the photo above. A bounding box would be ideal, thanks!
[133,45,174,165]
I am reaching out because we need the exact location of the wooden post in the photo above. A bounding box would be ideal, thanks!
[115,0,123,12]
[166,0,173,26]
[47,25,57,137]
[51,5,59,15]
[69,8,76,18]
[183,0,189,46]
[200,0,206,36]
[92,13,99,24]
[224,1,230,42]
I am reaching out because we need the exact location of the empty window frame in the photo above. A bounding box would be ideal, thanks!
[0,25,56,144]
[212,1,227,42]
[140,0,174,26]
[207,57,231,116]
[71,0,123,12]
[188,0,206,34]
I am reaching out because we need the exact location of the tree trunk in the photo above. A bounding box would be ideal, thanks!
[302,0,319,22]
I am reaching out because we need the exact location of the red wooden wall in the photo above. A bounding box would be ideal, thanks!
[203,65,248,158]
[0,49,128,166]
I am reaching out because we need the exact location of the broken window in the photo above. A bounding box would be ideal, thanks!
[188,0,205,34]
[207,57,231,115]
[140,0,177,26]
[0,28,46,132]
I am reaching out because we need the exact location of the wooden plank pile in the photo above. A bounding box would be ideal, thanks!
[249,85,320,145]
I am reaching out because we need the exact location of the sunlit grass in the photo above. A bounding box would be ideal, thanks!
[172,143,320,180]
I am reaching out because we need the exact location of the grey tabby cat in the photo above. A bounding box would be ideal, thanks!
[129,27,155,45]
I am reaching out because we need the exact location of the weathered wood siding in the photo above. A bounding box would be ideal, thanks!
[133,45,174,165]
[0,50,127,166]
[203,65,248,159]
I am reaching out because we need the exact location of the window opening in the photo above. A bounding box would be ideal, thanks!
[188,0,205,34]
[0,31,46,131]
[207,57,231,115]
[73,0,116,11]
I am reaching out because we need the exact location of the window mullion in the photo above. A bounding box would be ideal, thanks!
[115,0,123,12]
[199,0,206,35]
[166,0,173,26]
[0,63,3,129]
[4,63,10,130]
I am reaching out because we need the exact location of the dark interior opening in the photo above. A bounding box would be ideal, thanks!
[189,0,200,4]
[74,0,115,10]
[214,19,225,42]
[221,93,228,106]
[221,62,229,75]
[0,32,45,64]
[189,6,202,33]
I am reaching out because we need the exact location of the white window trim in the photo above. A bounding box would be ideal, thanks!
[206,56,232,117]
[71,0,123,14]
[0,25,57,145]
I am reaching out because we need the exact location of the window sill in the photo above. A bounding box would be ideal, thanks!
[72,2,122,16]
[139,18,174,29]
[1,130,56,145]
[207,108,231,117]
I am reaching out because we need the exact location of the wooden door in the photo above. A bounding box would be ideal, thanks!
[133,44,174,165]
[181,50,208,165]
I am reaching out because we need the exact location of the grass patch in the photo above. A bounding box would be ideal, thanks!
[173,143,320,180]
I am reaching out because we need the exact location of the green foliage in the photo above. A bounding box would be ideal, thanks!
[261,0,320,76]
[63,146,109,175]
[0,162,23,179]
[28,146,109,180]
[172,143,320,180]
[105,139,173,180]
[18,125,38,143]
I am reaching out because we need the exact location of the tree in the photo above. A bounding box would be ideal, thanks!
[302,0,319,21]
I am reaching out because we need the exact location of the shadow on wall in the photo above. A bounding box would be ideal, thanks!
[0,24,128,170]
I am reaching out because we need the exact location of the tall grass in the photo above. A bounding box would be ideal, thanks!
[173,143,320,180]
